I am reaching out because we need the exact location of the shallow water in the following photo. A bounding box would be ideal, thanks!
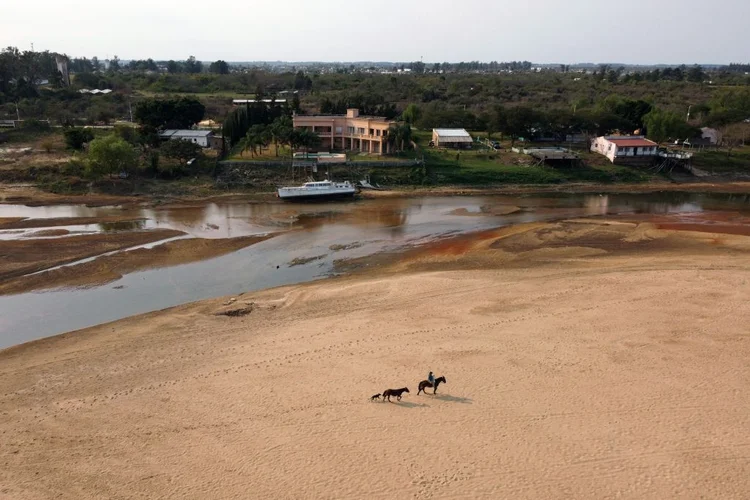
[2,192,750,348]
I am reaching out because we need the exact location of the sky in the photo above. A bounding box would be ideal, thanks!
[2,0,749,65]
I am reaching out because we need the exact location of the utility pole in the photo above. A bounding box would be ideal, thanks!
[686,105,692,123]
[15,102,20,121]
[128,99,133,123]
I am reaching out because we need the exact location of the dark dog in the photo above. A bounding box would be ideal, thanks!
[370,393,382,401]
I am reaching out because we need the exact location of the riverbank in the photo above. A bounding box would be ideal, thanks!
[3,180,750,208]
[1,220,748,499]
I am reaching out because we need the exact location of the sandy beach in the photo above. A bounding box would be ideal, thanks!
[1,220,749,499]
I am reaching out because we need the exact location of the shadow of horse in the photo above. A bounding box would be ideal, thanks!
[435,394,473,404]
[393,401,430,409]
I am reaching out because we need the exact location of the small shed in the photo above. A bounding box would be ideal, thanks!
[432,128,473,148]
[159,129,214,148]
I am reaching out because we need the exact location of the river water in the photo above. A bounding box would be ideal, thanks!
[2,192,750,349]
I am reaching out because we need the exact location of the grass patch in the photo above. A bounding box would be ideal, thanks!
[228,144,292,161]
[692,147,750,174]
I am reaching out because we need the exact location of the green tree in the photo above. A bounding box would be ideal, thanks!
[687,65,705,83]
[293,71,312,90]
[63,128,95,150]
[184,56,203,74]
[289,129,321,155]
[501,106,539,146]
[134,97,205,129]
[386,124,413,152]
[209,60,230,75]
[643,108,697,143]
[402,103,422,126]
[113,125,139,145]
[242,124,272,157]
[721,122,750,156]
[270,116,293,156]
[161,139,202,164]
[410,61,426,74]
[108,56,121,72]
[291,93,301,113]
[166,60,181,74]
[86,135,138,179]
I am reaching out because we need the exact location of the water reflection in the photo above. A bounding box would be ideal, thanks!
[4,192,750,347]
[99,220,146,232]
[584,195,610,215]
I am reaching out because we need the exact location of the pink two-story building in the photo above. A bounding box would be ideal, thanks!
[292,109,396,154]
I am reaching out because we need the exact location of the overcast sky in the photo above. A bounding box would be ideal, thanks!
[2,0,748,64]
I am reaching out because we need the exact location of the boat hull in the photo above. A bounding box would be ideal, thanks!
[277,190,357,202]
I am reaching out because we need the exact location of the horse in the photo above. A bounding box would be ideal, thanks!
[418,376,446,395]
[382,387,409,402]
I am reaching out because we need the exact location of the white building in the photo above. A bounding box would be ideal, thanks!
[432,128,473,148]
[701,127,722,145]
[591,136,658,163]
[232,99,287,105]
[159,130,214,148]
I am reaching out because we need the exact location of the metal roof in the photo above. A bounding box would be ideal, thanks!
[433,128,472,142]
[160,130,213,138]
[606,137,657,147]
[434,128,471,137]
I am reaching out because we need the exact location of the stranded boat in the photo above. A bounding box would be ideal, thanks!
[277,180,357,201]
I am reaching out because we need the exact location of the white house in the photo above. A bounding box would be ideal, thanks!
[591,136,658,163]
[700,127,722,145]
[159,129,214,148]
[432,128,473,148]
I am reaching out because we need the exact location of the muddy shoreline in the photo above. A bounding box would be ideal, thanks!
[0,234,276,295]
[0,229,185,282]
[3,181,750,208]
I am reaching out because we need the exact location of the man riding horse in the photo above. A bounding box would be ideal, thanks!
[418,371,446,395]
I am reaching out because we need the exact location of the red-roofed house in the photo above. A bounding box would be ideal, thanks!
[591,136,659,164]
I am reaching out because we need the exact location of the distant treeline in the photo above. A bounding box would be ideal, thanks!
[725,63,750,73]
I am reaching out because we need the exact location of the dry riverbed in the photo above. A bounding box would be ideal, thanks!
[0,234,276,295]
[1,220,749,499]
[0,229,185,283]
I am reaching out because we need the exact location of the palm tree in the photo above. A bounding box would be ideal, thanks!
[252,124,271,155]
[299,129,321,156]
[270,116,293,157]
[241,130,256,158]
[386,124,413,152]
[242,125,271,157]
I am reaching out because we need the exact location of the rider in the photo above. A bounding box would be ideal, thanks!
[428,371,435,386]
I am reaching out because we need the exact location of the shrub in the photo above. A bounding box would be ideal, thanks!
[21,119,51,132]
[64,128,95,150]
[40,140,54,153]
[85,135,138,179]
[61,157,87,176]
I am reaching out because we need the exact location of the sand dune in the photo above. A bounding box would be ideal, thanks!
[1,222,749,499]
